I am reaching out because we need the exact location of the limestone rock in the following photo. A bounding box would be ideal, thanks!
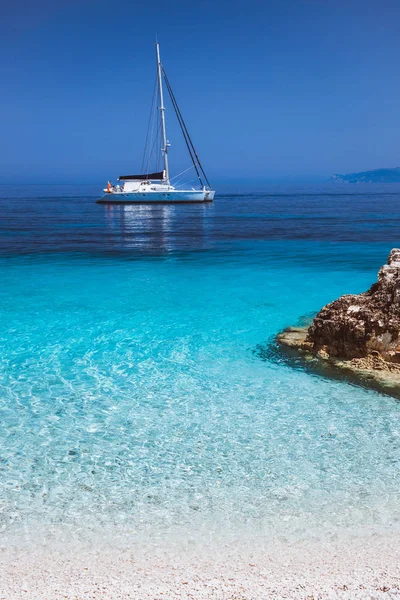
[307,249,400,361]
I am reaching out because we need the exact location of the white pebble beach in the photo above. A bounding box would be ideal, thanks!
[1,535,400,599]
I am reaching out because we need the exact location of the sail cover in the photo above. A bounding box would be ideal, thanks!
[118,171,164,181]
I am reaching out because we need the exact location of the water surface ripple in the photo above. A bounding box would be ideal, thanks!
[0,183,400,548]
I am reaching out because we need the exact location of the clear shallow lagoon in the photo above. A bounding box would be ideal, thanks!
[1,184,400,549]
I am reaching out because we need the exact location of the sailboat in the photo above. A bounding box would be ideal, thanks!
[98,43,215,203]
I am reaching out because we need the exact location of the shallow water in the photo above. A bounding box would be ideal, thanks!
[1,183,400,549]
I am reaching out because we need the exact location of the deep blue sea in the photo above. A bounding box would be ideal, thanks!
[1,183,400,550]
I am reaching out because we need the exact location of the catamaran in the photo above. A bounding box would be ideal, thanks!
[98,43,215,203]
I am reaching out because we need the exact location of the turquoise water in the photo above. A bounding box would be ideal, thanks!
[1,184,400,548]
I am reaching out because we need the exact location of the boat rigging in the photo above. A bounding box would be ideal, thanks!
[98,43,215,204]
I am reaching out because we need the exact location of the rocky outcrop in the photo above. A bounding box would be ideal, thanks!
[307,249,400,362]
[276,249,400,397]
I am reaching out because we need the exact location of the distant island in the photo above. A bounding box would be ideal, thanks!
[329,167,400,183]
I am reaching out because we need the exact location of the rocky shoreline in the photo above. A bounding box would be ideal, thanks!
[277,249,400,399]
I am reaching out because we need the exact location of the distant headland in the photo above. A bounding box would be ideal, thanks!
[329,167,400,183]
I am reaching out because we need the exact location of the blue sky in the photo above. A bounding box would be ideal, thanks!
[1,0,400,183]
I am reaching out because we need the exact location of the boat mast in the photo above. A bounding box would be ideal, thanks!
[156,43,169,184]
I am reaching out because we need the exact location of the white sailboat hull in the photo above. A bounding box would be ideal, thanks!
[97,189,215,204]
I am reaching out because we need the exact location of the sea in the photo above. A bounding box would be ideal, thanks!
[1,183,400,553]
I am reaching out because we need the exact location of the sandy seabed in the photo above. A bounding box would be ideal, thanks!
[1,535,400,599]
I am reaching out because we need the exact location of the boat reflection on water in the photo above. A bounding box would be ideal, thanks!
[104,202,213,255]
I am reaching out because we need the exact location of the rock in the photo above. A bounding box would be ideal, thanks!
[276,249,400,398]
[307,249,400,361]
